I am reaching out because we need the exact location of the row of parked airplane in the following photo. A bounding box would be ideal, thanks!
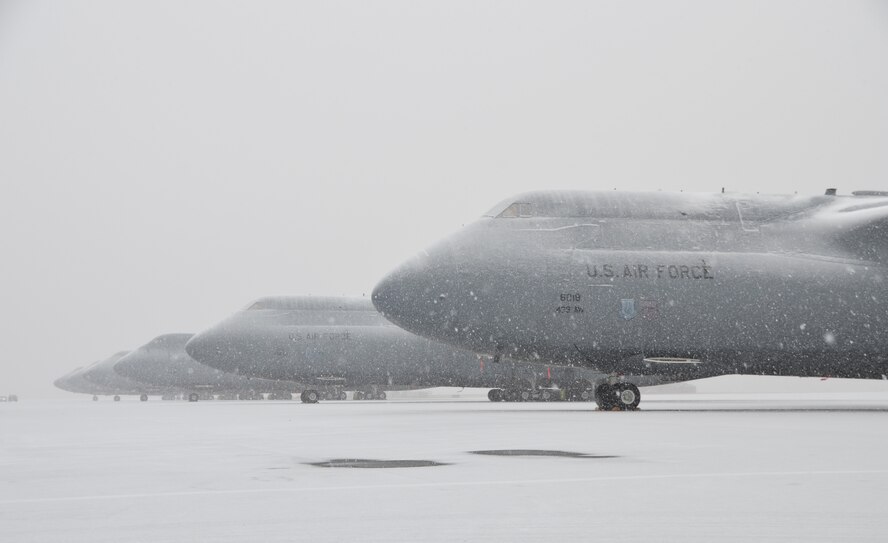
[57,188,888,409]
[55,297,634,404]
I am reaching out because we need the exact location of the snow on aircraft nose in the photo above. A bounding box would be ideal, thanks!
[372,246,463,340]
[185,328,240,373]
[112,349,156,381]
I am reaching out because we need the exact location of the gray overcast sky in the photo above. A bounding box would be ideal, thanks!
[1,0,886,397]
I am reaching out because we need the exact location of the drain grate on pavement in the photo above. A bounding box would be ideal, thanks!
[469,449,616,458]
[308,458,448,468]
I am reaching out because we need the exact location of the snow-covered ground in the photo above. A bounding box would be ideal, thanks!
[3,382,888,542]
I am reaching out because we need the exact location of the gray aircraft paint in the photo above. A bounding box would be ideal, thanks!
[54,364,106,395]
[114,333,303,394]
[186,296,616,389]
[373,190,888,381]
[78,351,166,395]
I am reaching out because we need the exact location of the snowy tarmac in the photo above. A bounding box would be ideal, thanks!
[3,390,888,542]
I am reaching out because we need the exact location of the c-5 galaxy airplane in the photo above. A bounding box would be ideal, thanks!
[373,189,888,410]
[56,352,163,401]
[185,296,623,402]
[114,333,305,401]
[55,364,107,399]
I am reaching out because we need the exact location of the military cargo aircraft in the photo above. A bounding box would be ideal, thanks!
[54,364,105,398]
[184,296,626,402]
[114,333,305,401]
[372,189,888,410]
[55,353,162,401]
[81,351,166,401]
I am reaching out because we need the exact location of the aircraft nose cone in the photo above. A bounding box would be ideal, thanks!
[113,352,146,381]
[185,329,236,372]
[372,268,413,324]
[373,248,462,339]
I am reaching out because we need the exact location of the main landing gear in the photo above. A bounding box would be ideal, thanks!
[487,387,561,402]
[323,388,347,401]
[594,382,641,411]
[486,378,642,410]
[487,378,587,403]
[299,386,349,403]
[353,389,386,401]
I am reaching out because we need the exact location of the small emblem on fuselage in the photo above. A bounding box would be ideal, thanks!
[620,298,637,320]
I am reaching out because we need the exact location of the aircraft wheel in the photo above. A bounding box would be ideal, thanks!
[519,389,533,402]
[92,395,98,401]
[140,394,148,402]
[487,389,504,402]
[339,391,347,401]
[580,388,594,401]
[616,383,641,410]
[377,391,386,400]
[301,390,320,404]
[540,389,552,402]
[113,395,121,402]
[353,391,364,400]
[188,393,199,402]
[594,384,616,410]
[504,389,520,402]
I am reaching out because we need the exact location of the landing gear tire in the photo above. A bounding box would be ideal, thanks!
[113,395,121,402]
[301,390,320,404]
[140,394,148,402]
[595,383,640,410]
[615,383,641,410]
[540,389,552,402]
[519,389,533,402]
[339,391,347,401]
[353,391,364,400]
[488,389,504,402]
[377,391,386,400]
[188,393,199,402]
[594,384,616,411]
[92,395,98,401]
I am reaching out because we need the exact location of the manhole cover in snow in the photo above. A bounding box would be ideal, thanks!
[308,458,448,469]
[469,449,615,458]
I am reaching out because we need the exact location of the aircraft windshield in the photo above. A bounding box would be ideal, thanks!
[483,191,832,221]
[483,200,534,218]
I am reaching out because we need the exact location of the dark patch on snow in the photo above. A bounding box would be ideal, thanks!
[470,449,616,458]
[308,458,448,469]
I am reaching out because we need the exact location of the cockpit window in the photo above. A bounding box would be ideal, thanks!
[495,202,533,218]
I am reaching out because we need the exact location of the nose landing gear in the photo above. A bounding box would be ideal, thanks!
[594,382,641,411]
